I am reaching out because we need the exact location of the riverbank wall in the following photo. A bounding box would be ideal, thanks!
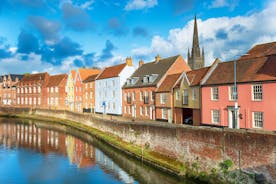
[1,107,275,183]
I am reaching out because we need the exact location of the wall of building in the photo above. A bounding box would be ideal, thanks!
[201,82,276,131]
[26,108,275,183]
[66,73,75,111]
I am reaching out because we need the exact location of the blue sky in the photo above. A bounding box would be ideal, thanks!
[0,0,275,74]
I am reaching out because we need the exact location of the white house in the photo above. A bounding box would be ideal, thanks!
[95,57,135,115]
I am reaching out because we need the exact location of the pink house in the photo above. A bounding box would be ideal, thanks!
[201,54,276,131]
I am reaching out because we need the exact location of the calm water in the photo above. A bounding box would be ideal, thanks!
[0,118,199,184]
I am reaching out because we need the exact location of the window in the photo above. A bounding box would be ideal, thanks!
[25,97,28,105]
[183,89,188,105]
[192,88,196,100]
[124,106,127,113]
[140,106,143,115]
[176,90,180,100]
[161,109,167,119]
[252,84,262,100]
[211,87,219,100]
[17,98,20,105]
[212,110,220,124]
[25,88,28,93]
[21,88,24,93]
[229,86,238,101]
[17,88,20,94]
[21,98,24,105]
[29,97,32,105]
[51,87,54,93]
[55,97,58,105]
[85,83,88,89]
[55,87,58,93]
[112,80,115,87]
[140,91,143,101]
[38,87,41,93]
[145,106,148,116]
[29,87,32,93]
[128,106,131,114]
[47,98,50,105]
[34,98,36,105]
[113,91,116,98]
[113,102,115,110]
[252,112,263,128]
[132,92,135,101]
[151,91,155,101]
[124,92,127,101]
[51,97,54,105]
[160,93,166,104]
[38,98,41,105]
[33,87,36,93]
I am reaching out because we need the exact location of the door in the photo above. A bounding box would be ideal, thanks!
[168,109,172,123]
[228,109,239,129]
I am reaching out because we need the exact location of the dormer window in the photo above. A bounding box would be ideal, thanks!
[149,74,158,83]
[143,75,149,83]
[126,79,131,85]
[131,77,138,85]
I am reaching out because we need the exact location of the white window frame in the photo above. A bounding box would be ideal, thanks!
[252,112,263,128]
[211,87,219,101]
[160,93,166,104]
[161,108,167,119]
[140,91,143,101]
[140,106,143,116]
[192,88,196,101]
[252,84,262,101]
[211,110,220,124]
[176,90,180,100]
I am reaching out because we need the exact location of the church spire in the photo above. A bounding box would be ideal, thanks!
[192,14,200,57]
[188,14,205,70]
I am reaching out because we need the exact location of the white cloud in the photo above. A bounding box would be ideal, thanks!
[80,0,94,10]
[209,0,228,8]
[131,0,276,66]
[125,0,157,11]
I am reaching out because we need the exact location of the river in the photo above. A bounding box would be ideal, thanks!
[0,117,200,184]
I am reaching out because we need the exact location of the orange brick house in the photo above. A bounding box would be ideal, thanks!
[155,73,182,122]
[16,72,50,108]
[0,74,23,106]
[74,68,101,112]
[45,74,68,110]
[82,74,98,113]
[122,55,190,121]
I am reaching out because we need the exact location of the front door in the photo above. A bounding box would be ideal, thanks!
[228,107,239,129]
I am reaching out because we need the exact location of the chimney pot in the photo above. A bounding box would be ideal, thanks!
[155,54,161,63]
[139,60,144,67]
[126,57,133,66]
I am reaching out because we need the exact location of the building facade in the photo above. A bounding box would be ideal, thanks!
[66,70,76,111]
[122,55,191,122]
[74,68,101,113]
[0,74,23,106]
[82,74,98,113]
[187,15,205,70]
[16,73,50,108]
[95,57,135,115]
[201,55,276,131]
[46,74,68,110]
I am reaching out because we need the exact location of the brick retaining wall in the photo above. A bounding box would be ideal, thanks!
[1,107,275,182]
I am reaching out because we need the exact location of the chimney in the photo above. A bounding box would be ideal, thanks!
[126,57,133,66]
[139,59,144,67]
[155,54,161,63]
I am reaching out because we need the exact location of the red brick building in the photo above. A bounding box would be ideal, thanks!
[45,74,68,110]
[74,68,101,112]
[82,74,98,113]
[155,73,182,122]
[122,55,190,121]
[16,72,50,108]
[0,74,23,106]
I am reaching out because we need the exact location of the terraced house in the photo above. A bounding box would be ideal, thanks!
[46,74,68,110]
[74,68,101,112]
[66,70,76,111]
[0,74,23,106]
[16,72,50,108]
[82,74,99,113]
[201,42,276,131]
[122,55,190,122]
[95,57,135,115]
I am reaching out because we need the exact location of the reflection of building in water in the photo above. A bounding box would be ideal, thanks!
[66,135,96,168]
[0,123,67,156]
[96,149,135,184]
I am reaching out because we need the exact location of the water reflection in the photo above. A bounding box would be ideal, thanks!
[0,119,198,184]
[0,121,135,184]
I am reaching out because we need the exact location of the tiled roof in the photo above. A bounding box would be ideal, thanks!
[240,41,276,60]
[123,55,188,89]
[71,70,76,79]
[78,68,101,81]
[0,74,23,82]
[20,72,48,83]
[204,55,276,85]
[157,73,182,92]
[46,74,67,87]
[96,63,126,80]
[186,67,210,86]
[83,74,98,83]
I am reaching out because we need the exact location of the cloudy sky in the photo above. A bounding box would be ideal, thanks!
[0,0,275,74]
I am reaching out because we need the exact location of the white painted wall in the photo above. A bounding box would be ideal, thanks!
[95,65,135,115]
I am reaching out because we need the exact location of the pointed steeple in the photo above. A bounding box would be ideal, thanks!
[192,14,200,57]
[188,14,205,70]
[187,48,190,60]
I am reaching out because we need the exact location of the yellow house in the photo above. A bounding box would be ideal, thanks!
[66,70,76,111]
[173,59,220,125]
